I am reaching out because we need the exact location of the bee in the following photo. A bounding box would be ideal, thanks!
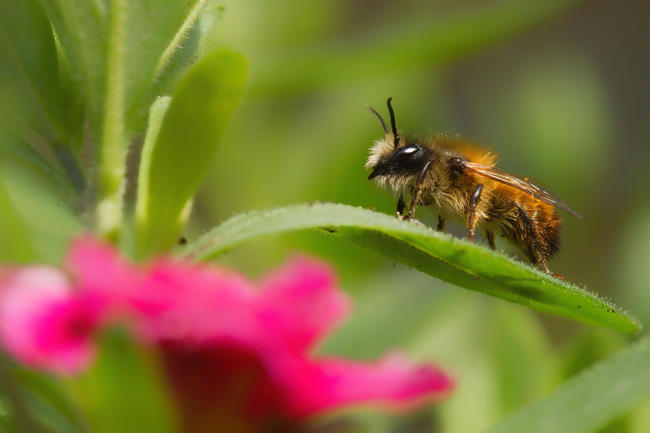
[365,98,582,274]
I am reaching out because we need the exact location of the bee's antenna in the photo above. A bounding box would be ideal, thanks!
[386,97,399,148]
[366,104,389,134]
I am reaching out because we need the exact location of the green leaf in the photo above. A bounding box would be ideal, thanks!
[9,368,84,433]
[0,178,36,263]
[135,49,248,258]
[151,0,209,92]
[484,334,650,433]
[67,330,176,433]
[0,0,81,145]
[0,133,81,263]
[406,298,557,433]
[40,0,203,136]
[182,203,639,333]
[0,354,38,433]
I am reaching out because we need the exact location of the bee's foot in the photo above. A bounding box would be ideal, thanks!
[552,273,567,280]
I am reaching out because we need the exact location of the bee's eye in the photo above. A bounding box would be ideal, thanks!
[394,145,421,159]
[401,146,418,154]
[368,144,429,179]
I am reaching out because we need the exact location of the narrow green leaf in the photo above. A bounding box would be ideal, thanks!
[484,334,650,433]
[152,0,207,82]
[0,354,38,433]
[135,95,172,223]
[135,49,248,258]
[182,203,639,333]
[67,330,176,433]
[10,369,84,433]
[0,140,81,263]
[0,0,85,192]
[0,0,79,144]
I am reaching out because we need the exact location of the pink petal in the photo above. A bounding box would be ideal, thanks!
[0,267,97,374]
[65,236,139,305]
[279,352,454,416]
[129,259,257,343]
[256,256,350,351]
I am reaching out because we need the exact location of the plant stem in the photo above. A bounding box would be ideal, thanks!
[97,0,126,239]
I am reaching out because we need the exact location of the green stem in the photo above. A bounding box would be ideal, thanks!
[97,0,126,239]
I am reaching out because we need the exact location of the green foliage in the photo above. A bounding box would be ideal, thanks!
[0,353,84,433]
[38,0,200,137]
[182,203,639,333]
[251,0,586,94]
[67,330,176,433]
[0,133,80,263]
[135,49,248,258]
[0,0,81,147]
[485,334,650,433]
[0,179,36,263]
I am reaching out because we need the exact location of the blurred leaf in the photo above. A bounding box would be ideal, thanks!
[135,49,248,258]
[252,0,585,94]
[617,205,650,326]
[182,203,639,333]
[0,0,81,146]
[0,133,79,263]
[407,299,556,433]
[8,368,84,433]
[629,398,650,433]
[559,329,628,380]
[68,330,176,433]
[0,130,77,207]
[488,303,557,414]
[484,334,650,433]
[0,354,38,433]
[320,269,456,360]
[0,179,36,263]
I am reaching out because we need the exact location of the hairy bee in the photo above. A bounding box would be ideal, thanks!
[365,98,582,273]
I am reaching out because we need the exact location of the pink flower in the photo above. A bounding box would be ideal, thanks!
[0,237,454,431]
[0,267,97,373]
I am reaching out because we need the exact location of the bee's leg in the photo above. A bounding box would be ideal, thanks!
[396,194,405,217]
[437,215,446,231]
[466,184,484,241]
[485,230,495,250]
[405,161,433,220]
[514,203,551,273]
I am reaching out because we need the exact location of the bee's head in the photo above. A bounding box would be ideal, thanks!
[365,98,435,181]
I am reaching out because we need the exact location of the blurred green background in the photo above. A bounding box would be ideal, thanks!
[1,0,649,431]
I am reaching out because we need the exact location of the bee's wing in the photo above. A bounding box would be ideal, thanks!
[464,162,583,218]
